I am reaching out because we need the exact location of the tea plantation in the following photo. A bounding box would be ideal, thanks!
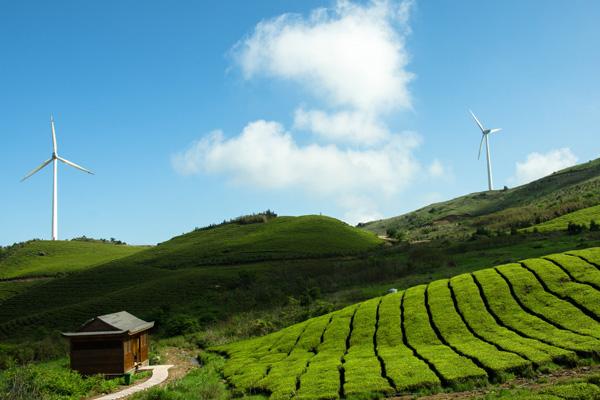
[522,204,600,233]
[213,249,600,399]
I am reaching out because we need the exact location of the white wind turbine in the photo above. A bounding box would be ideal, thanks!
[469,110,501,191]
[21,116,94,240]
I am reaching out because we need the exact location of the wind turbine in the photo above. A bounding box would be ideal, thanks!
[21,116,94,240]
[469,110,501,191]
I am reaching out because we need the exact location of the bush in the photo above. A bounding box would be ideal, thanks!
[163,314,201,337]
[0,359,120,400]
[567,221,585,234]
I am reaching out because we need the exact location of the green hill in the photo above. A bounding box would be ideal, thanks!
[0,240,146,280]
[523,204,600,233]
[361,158,600,241]
[213,248,600,399]
[130,215,384,269]
[0,215,385,339]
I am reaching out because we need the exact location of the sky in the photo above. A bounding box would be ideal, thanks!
[1,0,599,246]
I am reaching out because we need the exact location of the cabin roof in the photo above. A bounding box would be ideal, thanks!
[61,311,154,338]
[96,311,152,332]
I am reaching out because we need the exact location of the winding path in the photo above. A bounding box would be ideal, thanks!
[94,365,173,400]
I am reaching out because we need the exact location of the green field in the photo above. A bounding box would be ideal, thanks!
[128,215,383,269]
[522,204,600,233]
[0,215,387,339]
[1,220,600,344]
[361,158,600,241]
[0,240,146,279]
[213,248,600,399]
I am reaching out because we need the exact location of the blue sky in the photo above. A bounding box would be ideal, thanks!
[2,0,599,245]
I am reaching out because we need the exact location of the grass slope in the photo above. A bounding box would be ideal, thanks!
[523,204,600,233]
[213,248,600,399]
[0,215,385,339]
[0,240,146,279]
[361,158,600,241]
[130,215,383,269]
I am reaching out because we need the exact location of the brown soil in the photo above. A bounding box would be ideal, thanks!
[159,346,199,382]
[391,365,600,399]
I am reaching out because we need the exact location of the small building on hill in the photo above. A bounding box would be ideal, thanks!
[61,311,154,375]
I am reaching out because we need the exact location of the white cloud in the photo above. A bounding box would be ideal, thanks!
[172,120,421,198]
[428,159,445,178]
[175,0,428,223]
[510,148,578,185]
[234,0,414,113]
[338,195,385,225]
[293,107,389,145]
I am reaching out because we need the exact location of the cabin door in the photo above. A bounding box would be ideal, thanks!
[132,337,141,364]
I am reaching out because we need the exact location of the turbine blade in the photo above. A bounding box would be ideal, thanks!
[469,109,485,133]
[57,156,94,175]
[489,128,502,134]
[50,115,57,154]
[478,134,485,160]
[21,158,53,181]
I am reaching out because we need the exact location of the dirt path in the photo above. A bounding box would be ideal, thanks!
[159,346,199,382]
[392,365,600,399]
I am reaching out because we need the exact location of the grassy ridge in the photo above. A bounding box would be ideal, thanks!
[523,204,600,233]
[214,248,600,399]
[0,240,145,279]
[129,215,383,269]
[361,158,600,241]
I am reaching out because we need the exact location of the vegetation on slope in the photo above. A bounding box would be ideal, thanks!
[0,240,145,279]
[522,204,600,233]
[0,357,150,400]
[361,158,600,241]
[213,248,600,399]
[131,215,383,269]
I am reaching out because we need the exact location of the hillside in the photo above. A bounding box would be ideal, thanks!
[0,240,146,280]
[213,248,600,399]
[523,204,600,233]
[361,158,600,241]
[0,215,385,339]
[129,215,384,269]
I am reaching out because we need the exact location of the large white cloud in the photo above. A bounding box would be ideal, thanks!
[234,0,414,113]
[173,120,421,199]
[510,148,578,185]
[293,107,390,145]
[174,0,430,224]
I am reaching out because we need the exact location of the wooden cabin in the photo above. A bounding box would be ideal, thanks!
[61,311,154,375]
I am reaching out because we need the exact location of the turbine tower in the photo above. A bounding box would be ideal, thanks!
[21,116,94,240]
[469,110,501,191]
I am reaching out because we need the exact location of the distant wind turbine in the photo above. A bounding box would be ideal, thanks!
[21,116,94,240]
[469,110,501,191]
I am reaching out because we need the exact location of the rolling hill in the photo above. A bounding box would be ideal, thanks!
[213,248,600,399]
[128,215,384,269]
[0,215,385,339]
[0,239,146,280]
[522,204,600,233]
[361,158,600,241]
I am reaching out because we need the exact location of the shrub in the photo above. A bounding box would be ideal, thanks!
[567,221,585,234]
[163,314,201,337]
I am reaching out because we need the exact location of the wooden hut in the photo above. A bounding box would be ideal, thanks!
[61,311,154,375]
